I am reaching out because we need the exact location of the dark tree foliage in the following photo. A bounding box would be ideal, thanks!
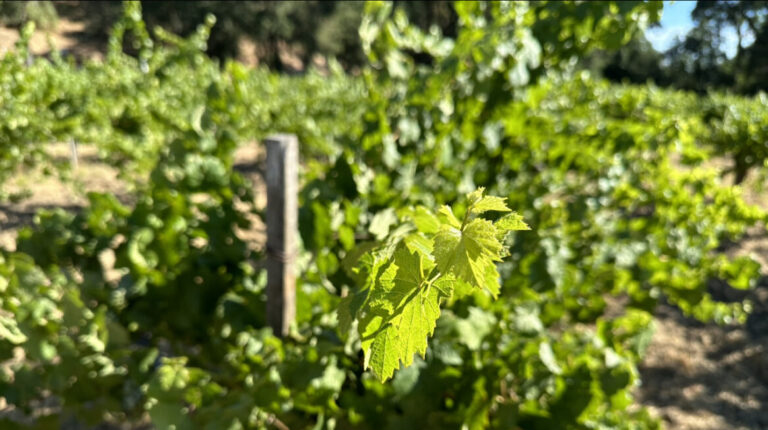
[738,5,768,93]
[139,1,346,70]
[393,0,457,37]
[585,33,667,86]
[691,0,767,61]
[28,1,455,71]
[7,0,768,92]
[663,26,736,94]
[672,0,768,93]
[593,0,768,94]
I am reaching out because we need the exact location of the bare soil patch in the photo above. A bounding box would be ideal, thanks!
[639,303,768,429]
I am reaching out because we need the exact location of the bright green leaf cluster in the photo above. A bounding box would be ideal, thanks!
[341,188,529,381]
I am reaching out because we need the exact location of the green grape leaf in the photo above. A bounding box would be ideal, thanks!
[338,288,371,334]
[348,189,528,381]
[339,247,390,333]
[433,218,503,295]
[402,232,434,257]
[362,246,451,382]
[481,259,502,298]
[398,206,440,234]
[467,188,510,214]
[495,212,531,232]
[437,205,461,229]
[466,188,486,206]
[471,196,511,214]
[367,245,430,312]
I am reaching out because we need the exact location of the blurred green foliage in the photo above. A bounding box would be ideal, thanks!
[5,0,768,95]
[0,1,767,429]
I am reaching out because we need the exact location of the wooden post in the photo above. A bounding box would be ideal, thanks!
[69,139,79,169]
[265,134,298,337]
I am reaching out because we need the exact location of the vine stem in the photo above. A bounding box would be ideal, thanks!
[461,202,474,230]
[422,267,444,299]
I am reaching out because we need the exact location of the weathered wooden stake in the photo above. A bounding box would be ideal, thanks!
[265,134,298,337]
[69,139,79,169]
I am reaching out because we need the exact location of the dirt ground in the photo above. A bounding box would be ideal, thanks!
[2,15,768,430]
[638,303,768,430]
[631,162,768,430]
[0,142,266,251]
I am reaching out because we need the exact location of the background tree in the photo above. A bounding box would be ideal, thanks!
[583,33,667,86]
[663,25,735,93]
[588,1,768,94]
[0,0,57,29]
[5,0,768,93]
